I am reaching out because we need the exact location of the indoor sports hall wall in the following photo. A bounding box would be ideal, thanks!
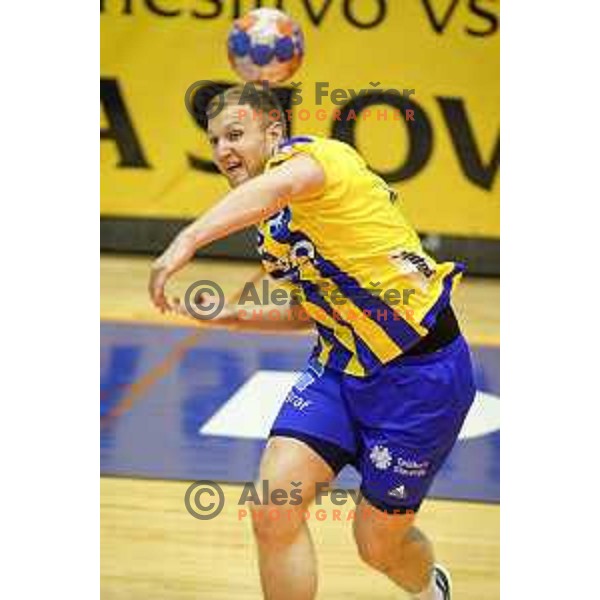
[100,0,499,274]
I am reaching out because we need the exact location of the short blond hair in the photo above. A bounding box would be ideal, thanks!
[207,84,288,137]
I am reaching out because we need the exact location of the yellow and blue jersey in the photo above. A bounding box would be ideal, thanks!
[258,135,464,377]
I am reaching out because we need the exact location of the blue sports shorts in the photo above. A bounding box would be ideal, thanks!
[270,335,476,513]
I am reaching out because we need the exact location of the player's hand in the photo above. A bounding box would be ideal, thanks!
[148,261,173,313]
[172,297,238,322]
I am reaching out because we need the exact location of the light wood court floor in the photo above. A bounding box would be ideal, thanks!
[100,254,500,344]
[101,478,499,600]
[101,254,500,599]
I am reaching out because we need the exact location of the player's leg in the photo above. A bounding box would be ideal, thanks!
[354,505,454,598]
[353,502,445,598]
[352,444,463,600]
[250,436,335,600]
[251,363,357,600]
[346,334,476,599]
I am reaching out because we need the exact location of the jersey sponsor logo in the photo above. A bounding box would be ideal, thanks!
[389,249,436,278]
[393,457,430,478]
[266,206,292,241]
[259,211,316,283]
[389,248,436,291]
[283,390,312,412]
[289,239,315,265]
[293,370,315,392]
[369,444,393,470]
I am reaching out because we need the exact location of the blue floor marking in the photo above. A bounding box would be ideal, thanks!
[101,321,499,502]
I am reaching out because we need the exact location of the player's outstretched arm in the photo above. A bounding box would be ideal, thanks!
[175,296,314,331]
[149,153,325,313]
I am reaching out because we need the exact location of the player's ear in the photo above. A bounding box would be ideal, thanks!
[266,120,284,148]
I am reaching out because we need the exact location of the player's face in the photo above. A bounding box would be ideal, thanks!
[208,105,283,188]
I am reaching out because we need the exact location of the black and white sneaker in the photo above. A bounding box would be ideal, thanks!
[434,564,452,599]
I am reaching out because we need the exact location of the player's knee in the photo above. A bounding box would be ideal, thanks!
[353,513,414,573]
[353,521,395,572]
[355,532,393,573]
[249,500,302,546]
[247,478,307,546]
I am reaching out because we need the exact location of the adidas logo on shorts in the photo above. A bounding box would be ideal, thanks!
[388,484,407,500]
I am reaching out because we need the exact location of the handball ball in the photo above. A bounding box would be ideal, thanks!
[227,8,304,84]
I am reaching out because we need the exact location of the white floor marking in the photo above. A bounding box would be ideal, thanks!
[200,370,500,441]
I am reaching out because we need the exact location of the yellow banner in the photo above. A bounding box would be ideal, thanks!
[101,0,499,237]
